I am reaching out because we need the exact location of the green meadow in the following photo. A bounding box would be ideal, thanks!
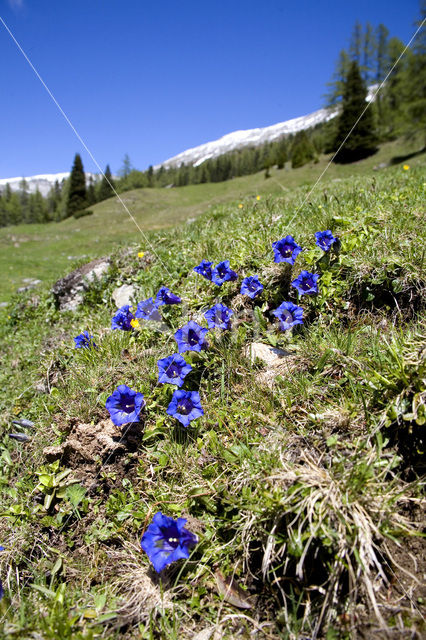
[0,137,423,304]
[0,144,424,638]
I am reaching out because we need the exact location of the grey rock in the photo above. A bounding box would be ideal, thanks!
[373,162,388,171]
[244,342,297,388]
[17,279,42,293]
[112,284,136,309]
[52,258,110,311]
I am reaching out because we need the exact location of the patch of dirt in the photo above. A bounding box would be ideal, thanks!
[43,419,143,487]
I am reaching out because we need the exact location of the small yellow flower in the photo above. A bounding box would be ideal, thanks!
[130,318,140,329]
[256,195,261,201]
[403,164,410,171]
[238,203,243,209]
[138,251,145,258]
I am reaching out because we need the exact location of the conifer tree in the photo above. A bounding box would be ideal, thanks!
[97,165,115,202]
[119,154,132,178]
[325,49,351,106]
[349,21,363,64]
[362,23,377,83]
[291,131,316,168]
[86,176,97,205]
[333,61,378,164]
[66,153,87,217]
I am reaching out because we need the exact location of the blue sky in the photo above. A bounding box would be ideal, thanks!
[0,0,421,177]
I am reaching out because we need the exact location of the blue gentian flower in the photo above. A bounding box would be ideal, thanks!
[291,270,320,296]
[315,230,337,252]
[155,287,182,306]
[167,390,204,427]
[194,260,214,281]
[111,305,135,331]
[211,261,238,286]
[157,354,192,387]
[272,301,304,331]
[105,384,145,426]
[174,321,209,353]
[74,330,97,349]
[204,303,234,330]
[135,298,162,322]
[141,512,198,573]
[272,236,302,265]
[240,275,264,299]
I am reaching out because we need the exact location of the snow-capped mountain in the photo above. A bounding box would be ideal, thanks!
[155,106,337,171]
[156,85,377,170]
[0,172,99,197]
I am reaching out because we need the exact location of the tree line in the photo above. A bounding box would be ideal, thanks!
[1,11,424,228]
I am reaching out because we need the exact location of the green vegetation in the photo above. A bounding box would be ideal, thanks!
[0,159,424,638]
[333,61,378,163]
[67,153,87,218]
[0,136,423,304]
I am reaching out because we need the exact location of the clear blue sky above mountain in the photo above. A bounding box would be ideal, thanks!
[0,0,421,177]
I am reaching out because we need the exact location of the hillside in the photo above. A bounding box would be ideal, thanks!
[0,136,423,306]
[0,158,424,638]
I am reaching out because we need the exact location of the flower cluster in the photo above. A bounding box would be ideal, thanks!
[194,259,238,286]
[71,228,335,575]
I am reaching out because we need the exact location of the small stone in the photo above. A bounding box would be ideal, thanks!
[244,342,297,388]
[112,284,136,309]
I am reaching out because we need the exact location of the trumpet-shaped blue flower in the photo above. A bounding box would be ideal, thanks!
[240,275,264,299]
[155,287,182,306]
[211,260,238,286]
[157,354,192,387]
[141,512,198,573]
[106,384,145,426]
[204,303,234,330]
[272,236,302,265]
[315,230,337,252]
[74,331,97,349]
[135,298,162,322]
[272,301,304,331]
[291,271,319,296]
[174,321,209,353]
[194,259,214,281]
[111,305,135,331]
[167,390,204,427]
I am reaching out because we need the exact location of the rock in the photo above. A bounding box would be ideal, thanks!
[244,342,297,388]
[112,284,136,309]
[17,279,42,293]
[373,162,388,171]
[52,258,110,311]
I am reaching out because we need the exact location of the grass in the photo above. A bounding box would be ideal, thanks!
[0,136,423,304]
[0,159,424,639]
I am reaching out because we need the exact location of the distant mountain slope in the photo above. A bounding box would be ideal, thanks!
[155,106,338,170]
[0,172,99,197]
[156,86,378,170]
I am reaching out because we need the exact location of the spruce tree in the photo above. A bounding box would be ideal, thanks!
[333,61,378,164]
[66,153,87,217]
[291,131,317,168]
[97,165,115,202]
